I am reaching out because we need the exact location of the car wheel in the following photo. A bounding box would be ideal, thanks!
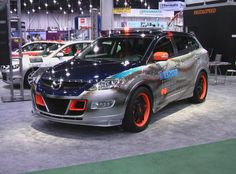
[122,87,152,132]
[24,68,38,88]
[191,71,208,103]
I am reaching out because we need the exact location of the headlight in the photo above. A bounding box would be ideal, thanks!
[89,79,125,91]
[12,64,20,69]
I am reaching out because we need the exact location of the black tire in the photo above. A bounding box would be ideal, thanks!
[190,71,208,103]
[24,68,38,88]
[122,87,152,132]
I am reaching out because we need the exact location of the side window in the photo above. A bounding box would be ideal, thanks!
[154,37,174,57]
[174,36,190,55]
[60,45,73,56]
[188,36,200,50]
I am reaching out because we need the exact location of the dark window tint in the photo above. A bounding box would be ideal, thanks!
[174,35,190,55]
[154,37,174,57]
[188,36,200,50]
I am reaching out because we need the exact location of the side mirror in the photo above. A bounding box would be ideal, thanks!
[153,52,169,61]
[56,52,64,58]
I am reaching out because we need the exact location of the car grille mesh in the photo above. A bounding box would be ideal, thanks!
[43,97,70,115]
[41,79,87,90]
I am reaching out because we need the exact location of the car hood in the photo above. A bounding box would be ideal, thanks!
[41,59,139,82]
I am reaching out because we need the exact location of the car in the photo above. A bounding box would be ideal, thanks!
[1,40,92,88]
[31,30,209,132]
[12,41,64,58]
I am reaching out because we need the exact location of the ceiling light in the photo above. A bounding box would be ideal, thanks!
[23,2,27,6]
[38,6,41,10]
[60,6,63,10]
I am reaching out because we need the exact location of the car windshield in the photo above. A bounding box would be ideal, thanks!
[77,37,153,62]
[41,43,64,56]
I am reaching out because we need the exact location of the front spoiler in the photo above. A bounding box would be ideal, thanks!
[32,108,123,127]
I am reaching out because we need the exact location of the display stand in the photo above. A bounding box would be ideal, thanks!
[1,0,31,103]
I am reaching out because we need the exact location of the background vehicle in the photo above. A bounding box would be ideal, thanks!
[32,30,209,132]
[1,40,92,88]
[12,41,63,58]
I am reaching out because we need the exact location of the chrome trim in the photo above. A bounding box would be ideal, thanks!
[36,107,84,119]
[65,100,72,115]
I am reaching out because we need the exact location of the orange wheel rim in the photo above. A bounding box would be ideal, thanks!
[132,93,151,127]
[199,74,207,100]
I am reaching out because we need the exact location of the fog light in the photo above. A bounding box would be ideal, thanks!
[91,100,115,109]
[69,100,87,111]
[35,94,45,106]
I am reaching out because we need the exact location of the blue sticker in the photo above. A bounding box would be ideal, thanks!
[160,69,178,80]
[112,67,143,79]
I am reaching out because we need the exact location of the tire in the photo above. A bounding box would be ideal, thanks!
[24,68,38,88]
[190,71,208,103]
[122,87,152,132]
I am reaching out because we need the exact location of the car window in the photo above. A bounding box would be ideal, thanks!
[174,35,191,55]
[187,36,200,50]
[59,45,74,56]
[154,37,174,58]
[78,37,152,62]
[22,43,35,52]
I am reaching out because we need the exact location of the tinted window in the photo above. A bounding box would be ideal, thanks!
[78,37,153,62]
[174,35,190,55]
[154,37,174,57]
[187,36,200,50]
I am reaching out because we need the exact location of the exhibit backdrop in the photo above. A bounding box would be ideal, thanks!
[0,0,10,65]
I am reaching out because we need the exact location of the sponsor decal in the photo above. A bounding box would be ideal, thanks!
[193,8,217,15]
[112,67,143,79]
[160,69,178,80]
[161,88,168,95]
[30,57,43,63]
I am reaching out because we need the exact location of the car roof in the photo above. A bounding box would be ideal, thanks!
[110,29,193,38]
[62,40,93,45]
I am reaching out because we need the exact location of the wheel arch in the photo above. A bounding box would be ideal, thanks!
[124,81,154,112]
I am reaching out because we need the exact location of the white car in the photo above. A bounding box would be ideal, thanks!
[12,41,64,58]
[1,40,93,88]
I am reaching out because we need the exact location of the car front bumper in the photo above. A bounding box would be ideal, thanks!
[1,69,21,85]
[32,89,128,127]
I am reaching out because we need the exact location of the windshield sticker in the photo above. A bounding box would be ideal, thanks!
[160,69,178,80]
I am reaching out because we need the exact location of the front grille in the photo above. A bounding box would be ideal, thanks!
[41,79,87,90]
[35,94,86,117]
[43,97,70,115]
[2,72,7,81]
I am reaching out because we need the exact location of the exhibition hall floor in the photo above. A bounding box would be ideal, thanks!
[0,76,236,174]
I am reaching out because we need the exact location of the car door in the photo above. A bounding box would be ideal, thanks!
[151,36,180,109]
[172,34,198,98]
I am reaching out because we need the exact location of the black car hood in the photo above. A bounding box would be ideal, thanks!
[42,59,138,82]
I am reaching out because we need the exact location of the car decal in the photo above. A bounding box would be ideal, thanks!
[160,69,178,80]
[111,66,143,79]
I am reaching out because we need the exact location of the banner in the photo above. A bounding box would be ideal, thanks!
[113,8,131,14]
[159,1,185,11]
[0,0,10,65]
[121,9,174,18]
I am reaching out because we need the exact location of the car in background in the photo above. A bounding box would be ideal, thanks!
[32,30,209,132]
[1,40,93,88]
[12,41,64,58]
